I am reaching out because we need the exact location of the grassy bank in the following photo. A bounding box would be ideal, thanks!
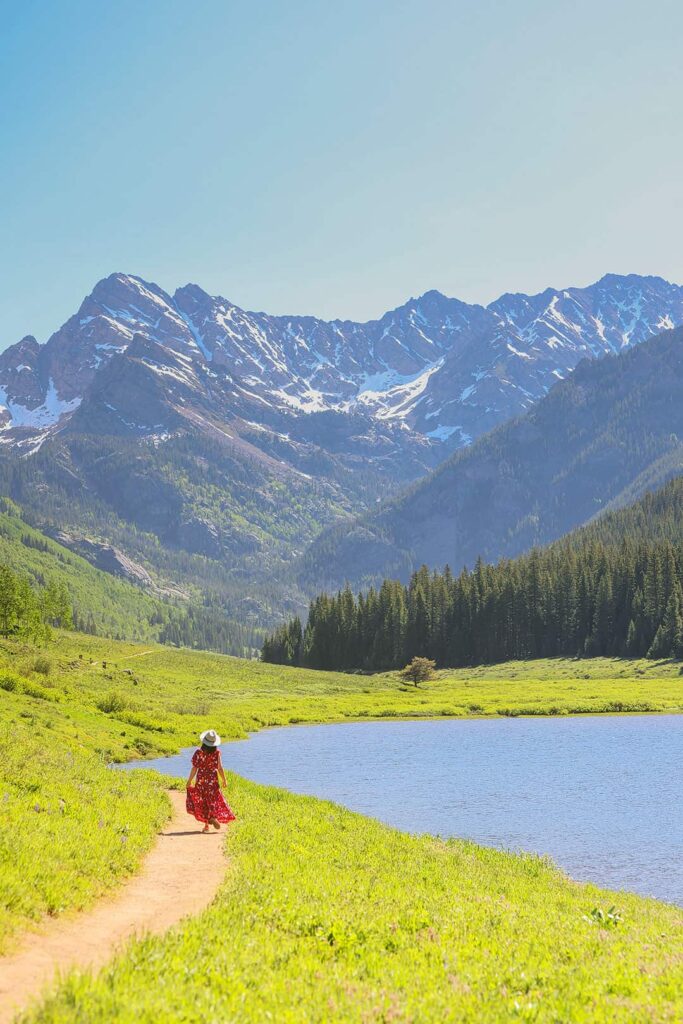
[20,776,683,1023]
[1,631,681,767]
[1,630,682,1020]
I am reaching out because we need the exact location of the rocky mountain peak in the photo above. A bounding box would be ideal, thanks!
[173,282,215,307]
[15,334,40,353]
[89,272,174,309]
[1,335,40,370]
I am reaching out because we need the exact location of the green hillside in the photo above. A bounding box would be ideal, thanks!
[0,497,161,640]
[574,475,683,547]
[0,499,261,654]
[0,427,371,631]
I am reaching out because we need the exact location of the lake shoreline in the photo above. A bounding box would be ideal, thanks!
[109,705,683,766]
[5,634,683,1021]
[116,713,683,907]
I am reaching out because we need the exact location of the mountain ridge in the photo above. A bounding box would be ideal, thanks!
[3,271,683,462]
[299,324,683,591]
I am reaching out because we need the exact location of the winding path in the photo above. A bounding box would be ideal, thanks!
[0,791,227,1024]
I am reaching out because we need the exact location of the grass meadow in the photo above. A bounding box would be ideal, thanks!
[0,724,169,952]
[19,777,683,1023]
[1,630,682,1020]
[1,630,681,767]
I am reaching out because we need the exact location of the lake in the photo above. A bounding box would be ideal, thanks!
[118,714,683,906]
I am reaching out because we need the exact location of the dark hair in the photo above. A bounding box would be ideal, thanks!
[201,742,217,753]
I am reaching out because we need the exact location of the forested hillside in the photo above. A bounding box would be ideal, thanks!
[264,477,683,670]
[571,476,683,548]
[0,499,262,654]
[0,561,71,643]
[0,426,376,632]
[300,326,683,592]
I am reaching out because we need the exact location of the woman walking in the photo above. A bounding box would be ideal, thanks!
[186,729,236,833]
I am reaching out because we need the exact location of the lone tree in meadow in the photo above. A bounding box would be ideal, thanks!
[400,656,436,687]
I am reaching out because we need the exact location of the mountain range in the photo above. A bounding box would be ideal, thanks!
[1,271,682,626]
[2,272,682,459]
[302,324,683,590]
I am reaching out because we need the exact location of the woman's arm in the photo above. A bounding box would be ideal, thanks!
[217,751,227,788]
[187,763,198,788]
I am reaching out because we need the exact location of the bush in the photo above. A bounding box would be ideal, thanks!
[399,657,436,687]
[119,711,166,733]
[21,681,59,701]
[96,691,129,714]
[0,673,20,692]
[31,656,52,676]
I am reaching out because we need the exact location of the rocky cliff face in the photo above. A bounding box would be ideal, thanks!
[51,532,153,586]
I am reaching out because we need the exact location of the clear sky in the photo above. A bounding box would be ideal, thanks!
[1,0,682,346]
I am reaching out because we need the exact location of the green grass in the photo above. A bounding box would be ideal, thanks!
[19,777,683,1023]
[0,720,169,952]
[1,631,681,767]
[1,631,682,1020]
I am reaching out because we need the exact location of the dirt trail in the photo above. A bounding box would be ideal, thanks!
[0,791,227,1024]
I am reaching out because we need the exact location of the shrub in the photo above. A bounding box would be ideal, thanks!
[96,692,129,714]
[583,905,623,929]
[31,656,52,676]
[21,681,59,702]
[119,711,166,733]
[0,673,20,692]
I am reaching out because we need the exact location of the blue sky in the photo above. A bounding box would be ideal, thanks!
[1,0,682,345]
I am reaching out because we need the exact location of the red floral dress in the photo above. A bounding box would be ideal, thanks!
[186,748,236,824]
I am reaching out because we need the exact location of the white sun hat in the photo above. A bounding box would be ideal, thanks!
[200,728,221,747]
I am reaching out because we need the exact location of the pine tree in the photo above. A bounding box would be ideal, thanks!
[648,586,683,659]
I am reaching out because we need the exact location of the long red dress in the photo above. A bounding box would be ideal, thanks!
[186,747,236,825]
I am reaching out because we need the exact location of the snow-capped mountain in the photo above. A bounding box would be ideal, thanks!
[2,271,682,620]
[1,271,682,461]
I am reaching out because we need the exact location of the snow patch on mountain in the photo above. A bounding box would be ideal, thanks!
[0,379,81,429]
[426,424,461,441]
[357,360,445,420]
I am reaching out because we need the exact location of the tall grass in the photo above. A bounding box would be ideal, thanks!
[0,721,169,951]
[20,776,683,1023]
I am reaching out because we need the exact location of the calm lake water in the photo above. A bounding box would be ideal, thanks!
[119,715,683,906]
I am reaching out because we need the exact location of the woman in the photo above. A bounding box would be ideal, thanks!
[186,729,236,833]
